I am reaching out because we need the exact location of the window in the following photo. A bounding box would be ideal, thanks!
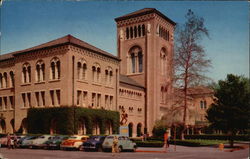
[134,26,137,38]
[22,93,26,107]
[50,58,60,80]
[110,96,113,109]
[130,27,133,38]
[10,71,14,87]
[83,91,88,107]
[50,90,54,106]
[0,74,2,88]
[3,72,7,88]
[0,97,2,110]
[35,92,40,106]
[9,96,14,109]
[138,25,141,37]
[160,48,167,76]
[41,91,45,106]
[128,46,143,74]
[105,95,109,109]
[56,90,60,105]
[142,24,145,36]
[77,90,82,106]
[3,97,7,110]
[200,101,203,109]
[92,93,96,107]
[92,63,100,83]
[22,63,31,84]
[36,61,45,82]
[97,67,101,82]
[97,94,101,107]
[27,93,31,108]
[126,27,129,39]
[204,101,207,109]
[77,60,87,80]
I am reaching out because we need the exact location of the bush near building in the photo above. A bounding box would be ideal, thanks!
[184,134,250,141]
[27,107,120,135]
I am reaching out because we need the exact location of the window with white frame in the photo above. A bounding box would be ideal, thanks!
[36,60,45,82]
[50,57,60,80]
[22,63,31,84]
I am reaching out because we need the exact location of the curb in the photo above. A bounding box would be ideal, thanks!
[136,150,167,153]
[224,145,249,152]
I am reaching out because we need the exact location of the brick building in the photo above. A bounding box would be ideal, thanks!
[0,8,212,137]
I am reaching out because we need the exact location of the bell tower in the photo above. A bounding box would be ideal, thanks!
[115,8,176,134]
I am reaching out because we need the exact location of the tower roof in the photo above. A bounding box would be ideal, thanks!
[115,8,176,25]
[1,34,120,61]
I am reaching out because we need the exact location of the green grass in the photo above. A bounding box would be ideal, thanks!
[177,139,229,146]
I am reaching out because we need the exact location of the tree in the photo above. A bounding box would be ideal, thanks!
[174,9,211,139]
[206,74,250,147]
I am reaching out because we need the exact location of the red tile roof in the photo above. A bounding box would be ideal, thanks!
[115,8,176,25]
[0,35,120,61]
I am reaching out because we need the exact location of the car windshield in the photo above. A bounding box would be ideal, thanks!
[68,136,77,139]
[90,136,101,141]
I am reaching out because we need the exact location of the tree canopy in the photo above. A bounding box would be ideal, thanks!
[206,74,250,145]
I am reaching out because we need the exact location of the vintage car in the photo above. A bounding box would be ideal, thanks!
[28,135,54,149]
[102,135,137,152]
[20,136,39,148]
[45,136,68,149]
[60,135,89,150]
[81,136,106,151]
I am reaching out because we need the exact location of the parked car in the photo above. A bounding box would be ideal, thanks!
[102,135,137,152]
[60,135,89,150]
[45,135,68,150]
[0,135,9,147]
[81,136,106,152]
[19,136,39,148]
[28,135,54,149]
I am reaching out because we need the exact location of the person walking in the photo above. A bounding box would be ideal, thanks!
[7,133,11,149]
[112,136,119,157]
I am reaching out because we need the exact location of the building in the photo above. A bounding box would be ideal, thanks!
[0,8,212,137]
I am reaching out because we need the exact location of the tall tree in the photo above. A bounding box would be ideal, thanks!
[174,9,211,139]
[206,74,250,147]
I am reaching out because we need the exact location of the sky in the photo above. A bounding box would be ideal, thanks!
[0,1,249,82]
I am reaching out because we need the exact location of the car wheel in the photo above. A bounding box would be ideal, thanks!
[97,146,103,152]
[133,146,137,152]
[78,145,83,151]
[118,146,122,153]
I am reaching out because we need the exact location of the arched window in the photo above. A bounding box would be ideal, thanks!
[138,52,143,72]
[0,73,2,88]
[130,27,133,38]
[204,101,207,109]
[36,60,45,82]
[97,67,101,82]
[126,27,129,39]
[142,24,145,36]
[9,71,14,87]
[160,48,167,75]
[138,25,141,37]
[134,26,137,38]
[136,123,142,137]
[77,59,87,80]
[128,46,143,74]
[92,66,96,81]
[128,122,133,137]
[78,119,86,135]
[200,101,203,109]
[0,120,6,134]
[92,63,100,83]
[22,63,31,83]
[50,58,60,80]
[105,66,113,86]
[3,72,7,88]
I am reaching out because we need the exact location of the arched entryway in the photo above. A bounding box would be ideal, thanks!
[10,119,15,133]
[128,122,133,137]
[78,119,86,135]
[136,123,142,137]
[92,120,100,135]
[0,119,6,133]
[20,118,28,134]
[50,118,57,135]
[105,120,113,135]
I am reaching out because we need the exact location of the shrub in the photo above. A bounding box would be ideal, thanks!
[184,134,250,141]
[134,141,164,147]
[27,107,119,135]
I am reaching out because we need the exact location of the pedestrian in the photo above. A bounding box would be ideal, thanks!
[112,136,119,157]
[13,134,18,149]
[7,133,11,149]
[164,130,169,149]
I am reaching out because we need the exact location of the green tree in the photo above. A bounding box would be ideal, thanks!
[174,9,211,139]
[206,74,250,147]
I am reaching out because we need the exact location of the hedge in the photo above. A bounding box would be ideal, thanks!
[133,140,201,147]
[184,134,250,141]
[27,107,120,135]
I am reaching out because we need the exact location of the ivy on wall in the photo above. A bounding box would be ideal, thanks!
[27,107,120,135]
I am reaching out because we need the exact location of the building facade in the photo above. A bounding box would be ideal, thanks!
[0,8,212,137]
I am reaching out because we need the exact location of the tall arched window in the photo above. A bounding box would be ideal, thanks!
[134,26,137,38]
[105,66,113,86]
[3,72,7,88]
[36,60,45,82]
[138,25,141,37]
[142,24,145,36]
[126,27,129,39]
[128,46,143,74]
[22,63,31,83]
[0,73,2,88]
[77,59,87,80]
[130,27,133,38]
[92,63,100,83]
[9,71,14,87]
[50,57,60,80]
[92,66,96,82]
[160,48,167,76]
[77,62,82,80]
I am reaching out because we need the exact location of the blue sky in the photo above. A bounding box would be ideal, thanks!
[0,1,249,82]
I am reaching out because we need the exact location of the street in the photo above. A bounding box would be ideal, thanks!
[0,144,249,159]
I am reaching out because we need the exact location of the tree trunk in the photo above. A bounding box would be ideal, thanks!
[229,131,235,148]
